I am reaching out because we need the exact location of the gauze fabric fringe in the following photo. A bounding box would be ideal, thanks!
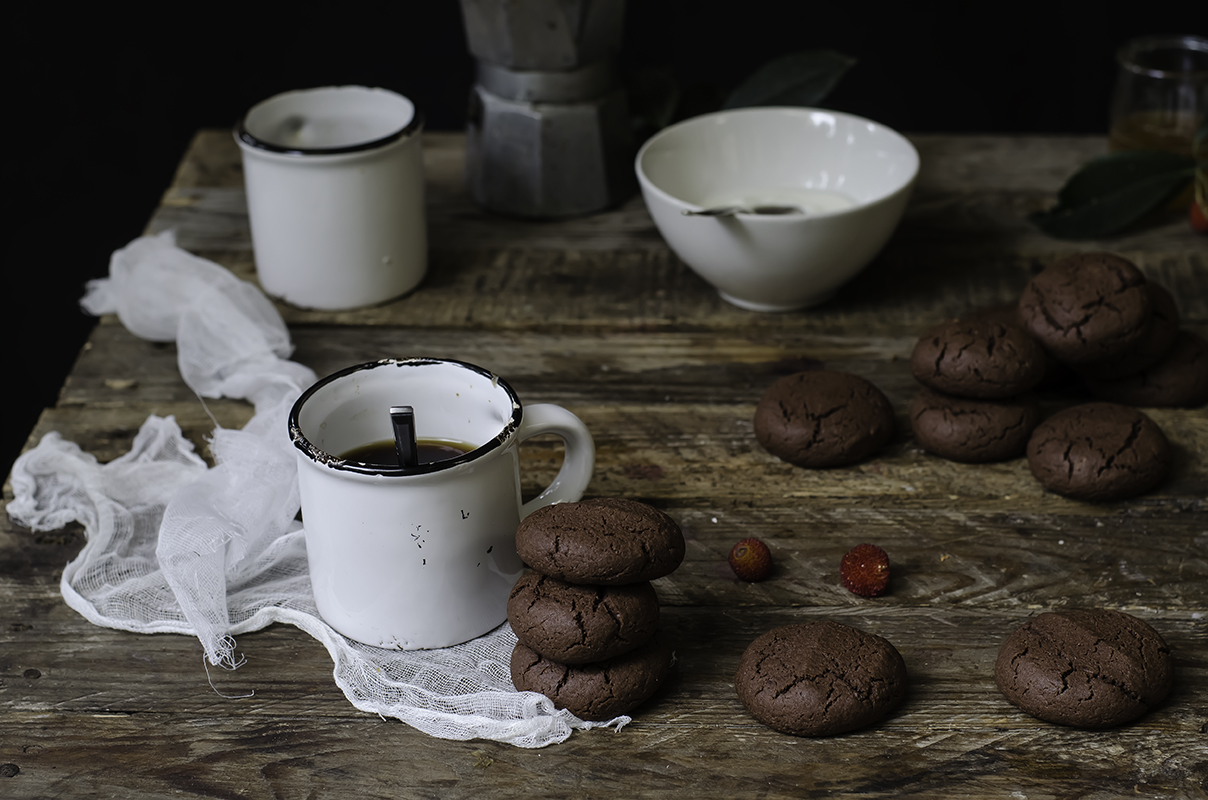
[8,230,625,747]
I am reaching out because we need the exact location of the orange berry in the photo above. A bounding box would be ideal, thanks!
[728,538,773,581]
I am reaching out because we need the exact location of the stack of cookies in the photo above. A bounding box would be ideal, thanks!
[905,252,1200,501]
[1018,252,1207,410]
[507,497,685,721]
[1013,252,1199,501]
[907,317,1046,463]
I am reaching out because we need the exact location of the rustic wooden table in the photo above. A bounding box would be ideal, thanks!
[3,131,1206,799]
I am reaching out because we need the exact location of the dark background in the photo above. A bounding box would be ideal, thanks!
[5,3,1199,480]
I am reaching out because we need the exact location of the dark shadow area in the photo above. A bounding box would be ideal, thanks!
[5,2,1196,479]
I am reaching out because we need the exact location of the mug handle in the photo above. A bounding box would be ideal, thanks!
[516,403,595,518]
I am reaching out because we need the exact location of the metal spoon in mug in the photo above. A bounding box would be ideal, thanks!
[390,405,419,468]
[682,204,803,217]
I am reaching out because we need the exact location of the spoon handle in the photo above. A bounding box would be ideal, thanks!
[682,206,740,217]
[682,205,802,217]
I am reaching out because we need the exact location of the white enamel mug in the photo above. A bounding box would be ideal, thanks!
[288,358,595,649]
[236,86,427,310]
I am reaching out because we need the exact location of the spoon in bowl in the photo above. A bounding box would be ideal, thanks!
[682,204,803,217]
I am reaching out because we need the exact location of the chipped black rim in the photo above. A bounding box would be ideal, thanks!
[237,109,424,156]
[289,358,522,476]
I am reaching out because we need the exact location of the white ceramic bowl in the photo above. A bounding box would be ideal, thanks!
[635,107,919,311]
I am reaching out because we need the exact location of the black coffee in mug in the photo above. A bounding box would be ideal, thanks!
[340,439,475,467]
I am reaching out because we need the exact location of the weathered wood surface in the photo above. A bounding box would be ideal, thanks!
[3,130,1206,799]
[144,131,1206,334]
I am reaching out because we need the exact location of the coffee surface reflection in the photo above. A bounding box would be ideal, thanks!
[340,439,475,467]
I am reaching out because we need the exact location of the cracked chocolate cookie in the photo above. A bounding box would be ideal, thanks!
[994,609,1172,729]
[507,572,659,664]
[1084,330,1208,408]
[515,498,685,585]
[910,389,1040,463]
[1017,253,1153,364]
[511,636,673,721]
[734,621,908,737]
[910,319,1045,398]
[754,370,895,468]
[969,303,1080,391]
[1025,403,1170,501]
[1076,284,1180,380]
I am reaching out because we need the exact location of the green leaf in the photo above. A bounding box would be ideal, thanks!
[1056,151,1195,205]
[1030,150,1196,239]
[722,50,856,110]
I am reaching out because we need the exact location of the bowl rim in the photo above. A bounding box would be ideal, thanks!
[634,106,920,219]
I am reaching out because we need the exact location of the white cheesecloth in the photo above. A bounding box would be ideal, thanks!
[6,230,624,747]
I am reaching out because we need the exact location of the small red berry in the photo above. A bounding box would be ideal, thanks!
[1190,201,1208,235]
[728,538,773,581]
[840,543,890,597]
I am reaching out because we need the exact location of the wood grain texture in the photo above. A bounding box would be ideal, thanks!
[145,130,1205,335]
[3,130,1207,799]
[1,606,1205,798]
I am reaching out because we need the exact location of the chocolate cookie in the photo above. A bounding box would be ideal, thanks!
[966,305,1082,393]
[910,389,1040,463]
[1084,330,1208,409]
[1018,252,1152,364]
[1076,284,1180,380]
[507,572,659,664]
[734,621,907,737]
[511,637,673,721]
[1026,403,1170,501]
[515,498,685,585]
[970,304,1079,391]
[910,319,1045,398]
[754,370,895,468]
[994,609,1172,728]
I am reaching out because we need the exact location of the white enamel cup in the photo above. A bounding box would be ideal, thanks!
[288,358,595,649]
[236,86,427,310]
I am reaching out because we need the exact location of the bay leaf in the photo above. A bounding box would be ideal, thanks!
[1030,150,1196,239]
[722,50,856,110]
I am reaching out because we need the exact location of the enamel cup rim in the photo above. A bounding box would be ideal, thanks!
[288,358,522,477]
[236,85,424,158]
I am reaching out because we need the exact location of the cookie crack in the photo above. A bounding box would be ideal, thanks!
[1009,645,1032,683]
[594,668,618,711]
[1061,441,1076,480]
[963,413,1029,451]
[812,403,848,423]
[1097,420,1143,477]
[551,664,572,696]
[571,608,588,647]
[773,673,814,701]
[820,679,841,718]
[1058,665,1076,698]
[776,399,795,425]
[1086,665,1148,707]
[932,340,949,376]
[599,596,630,643]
